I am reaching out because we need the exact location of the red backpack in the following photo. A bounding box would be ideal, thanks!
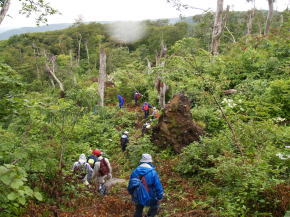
[99,158,110,176]
[143,104,149,111]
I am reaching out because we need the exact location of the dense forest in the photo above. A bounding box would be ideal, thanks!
[0,2,289,216]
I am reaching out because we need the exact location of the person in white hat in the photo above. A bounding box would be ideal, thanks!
[72,154,93,185]
[120,131,129,152]
[128,153,163,217]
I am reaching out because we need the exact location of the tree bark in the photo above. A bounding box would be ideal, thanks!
[98,48,106,107]
[44,52,65,95]
[77,33,82,65]
[247,8,255,35]
[0,0,11,25]
[85,41,90,66]
[264,0,274,35]
[69,49,77,85]
[156,40,168,108]
[211,0,224,55]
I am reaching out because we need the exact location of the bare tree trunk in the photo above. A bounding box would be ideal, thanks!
[279,14,283,30]
[146,58,152,74]
[258,22,262,35]
[85,41,90,66]
[247,8,255,35]
[156,41,168,108]
[0,0,11,25]
[98,48,106,107]
[69,49,77,84]
[33,48,41,80]
[77,33,82,65]
[44,51,65,96]
[265,0,274,35]
[211,0,224,55]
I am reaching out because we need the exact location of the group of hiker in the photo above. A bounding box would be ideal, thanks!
[73,149,112,194]
[72,91,164,216]
[73,151,163,217]
[117,91,160,119]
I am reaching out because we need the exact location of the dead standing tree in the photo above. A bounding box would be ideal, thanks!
[265,0,274,35]
[0,0,11,25]
[43,51,65,97]
[210,0,229,55]
[155,40,168,108]
[98,47,106,107]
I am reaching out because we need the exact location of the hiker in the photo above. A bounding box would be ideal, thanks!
[72,154,94,185]
[142,102,152,119]
[152,107,160,119]
[134,91,142,106]
[128,153,163,217]
[120,131,129,152]
[87,149,101,169]
[91,150,112,194]
[117,94,125,108]
[142,122,151,136]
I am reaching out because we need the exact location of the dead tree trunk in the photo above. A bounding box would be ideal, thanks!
[69,49,77,85]
[146,58,152,74]
[44,51,65,97]
[85,41,90,66]
[211,0,224,55]
[156,41,168,108]
[247,8,255,35]
[265,0,274,35]
[77,33,82,65]
[98,48,106,107]
[0,0,10,25]
[211,0,229,55]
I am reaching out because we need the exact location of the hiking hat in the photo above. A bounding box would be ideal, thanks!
[92,149,102,156]
[140,153,153,163]
[124,131,129,135]
[79,154,86,164]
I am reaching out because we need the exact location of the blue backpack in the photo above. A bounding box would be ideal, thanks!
[129,170,152,206]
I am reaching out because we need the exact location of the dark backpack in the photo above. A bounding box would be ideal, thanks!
[99,158,110,176]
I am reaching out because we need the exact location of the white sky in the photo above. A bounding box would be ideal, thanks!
[1,0,289,29]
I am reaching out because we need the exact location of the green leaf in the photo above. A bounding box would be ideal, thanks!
[10,180,24,189]
[18,197,26,205]
[0,174,11,185]
[34,192,43,201]
[23,186,33,196]
[7,192,17,201]
[0,166,8,175]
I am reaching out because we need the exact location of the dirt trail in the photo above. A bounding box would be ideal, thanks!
[24,104,210,217]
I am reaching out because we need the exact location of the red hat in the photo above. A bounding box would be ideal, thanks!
[92,149,101,156]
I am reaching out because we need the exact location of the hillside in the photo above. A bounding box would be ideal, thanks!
[0,8,289,217]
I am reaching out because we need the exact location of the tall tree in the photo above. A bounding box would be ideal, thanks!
[265,0,274,34]
[211,0,229,55]
[246,0,255,35]
[0,0,10,25]
[98,48,106,107]
[0,0,57,26]
[155,40,168,108]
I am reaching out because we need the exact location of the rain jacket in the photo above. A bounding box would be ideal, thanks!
[117,95,124,107]
[128,163,163,206]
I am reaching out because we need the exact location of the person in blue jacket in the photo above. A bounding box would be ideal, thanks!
[128,153,163,217]
[117,94,125,108]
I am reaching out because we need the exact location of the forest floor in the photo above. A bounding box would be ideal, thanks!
[23,104,212,217]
